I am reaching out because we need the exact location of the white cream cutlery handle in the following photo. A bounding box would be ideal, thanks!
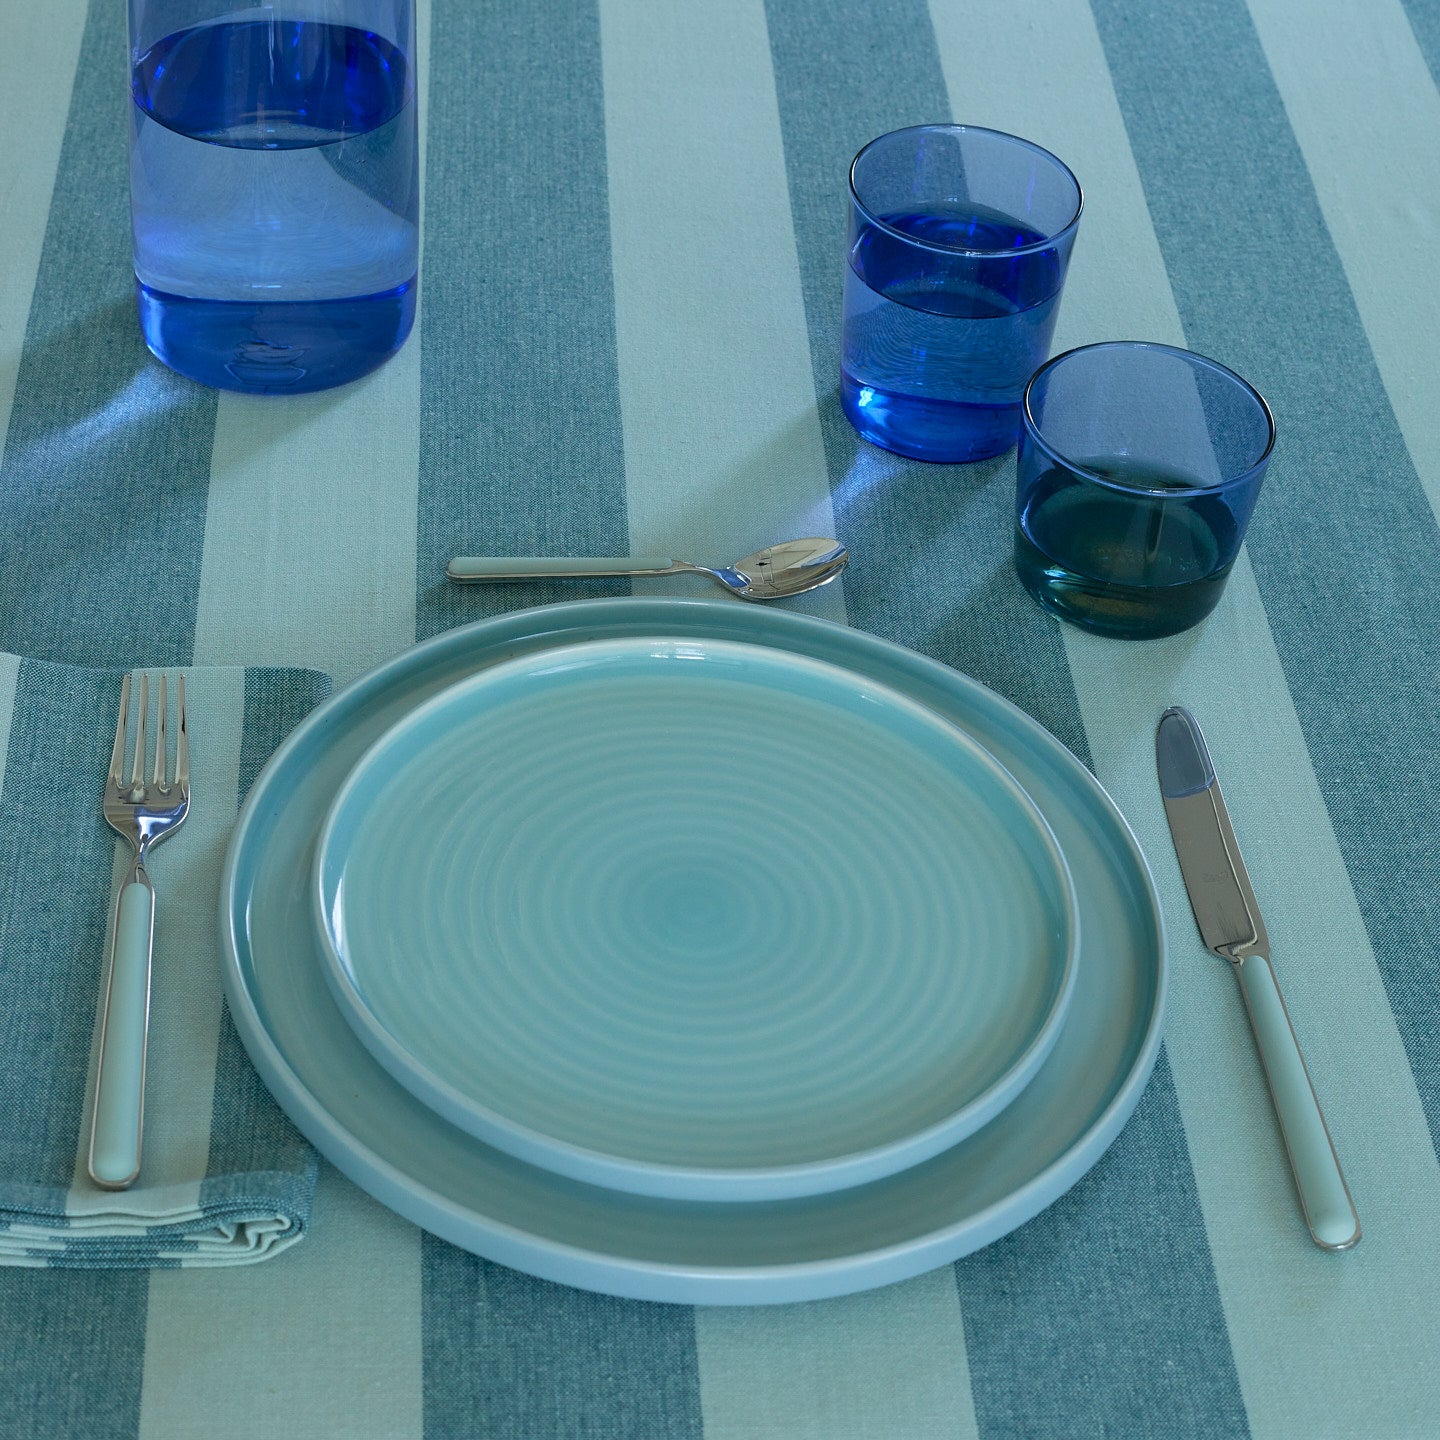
[1233,953,1360,1250]
[88,875,154,1189]
[447,556,677,581]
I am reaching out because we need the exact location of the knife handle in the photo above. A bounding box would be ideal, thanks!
[1232,954,1361,1251]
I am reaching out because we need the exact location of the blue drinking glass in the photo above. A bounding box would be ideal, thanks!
[128,0,419,394]
[1014,342,1275,640]
[841,125,1082,464]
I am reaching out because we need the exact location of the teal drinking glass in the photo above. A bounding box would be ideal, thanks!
[1014,341,1274,640]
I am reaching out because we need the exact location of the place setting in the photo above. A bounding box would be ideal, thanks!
[202,90,1342,1287]
[20,0,1440,1427]
[0,54,1359,1309]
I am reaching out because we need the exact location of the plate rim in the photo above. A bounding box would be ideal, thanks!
[219,597,1167,1304]
[309,632,1082,1201]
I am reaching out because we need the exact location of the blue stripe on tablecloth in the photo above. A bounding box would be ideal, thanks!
[1398,0,1440,89]
[0,1270,145,1440]
[0,660,146,1437]
[421,1246,704,1438]
[764,0,1247,1430]
[235,666,331,804]
[413,0,631,640]
[1090,0,1440,1155]
[954,1053,1250,1438]
[417,3,700,1427]
[0,660,120,1194]
[199,669,327,1201]
[0,0,211,668]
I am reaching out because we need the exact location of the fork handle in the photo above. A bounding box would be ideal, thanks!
[88,875,154,1190]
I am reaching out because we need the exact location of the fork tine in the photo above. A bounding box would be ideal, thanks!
[129,673,148,791]
[175,674,188,793]
[153,673,168,788]
[108,675,131,788]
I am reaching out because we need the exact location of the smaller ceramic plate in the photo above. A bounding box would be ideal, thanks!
[313,636,1078,1201]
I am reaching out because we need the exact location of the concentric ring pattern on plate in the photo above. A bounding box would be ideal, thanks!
[314,637,1079,1201]
[220,598,1166,1304]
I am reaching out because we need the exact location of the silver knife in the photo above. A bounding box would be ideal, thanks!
[1156,706,1361,1252]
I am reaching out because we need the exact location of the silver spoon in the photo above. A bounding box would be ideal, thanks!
[446,538,848,602]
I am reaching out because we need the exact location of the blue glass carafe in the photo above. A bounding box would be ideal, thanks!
[128,0,419,394]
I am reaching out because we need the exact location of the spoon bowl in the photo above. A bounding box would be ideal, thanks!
[702,539,849,600]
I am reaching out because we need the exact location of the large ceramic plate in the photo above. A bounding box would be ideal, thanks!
[219,599,1165,1305]
[313,636,1078,1200]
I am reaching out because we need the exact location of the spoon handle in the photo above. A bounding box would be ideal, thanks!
[447,556,677,582]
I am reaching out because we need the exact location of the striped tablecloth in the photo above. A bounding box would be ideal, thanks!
[2,0,1438,1434]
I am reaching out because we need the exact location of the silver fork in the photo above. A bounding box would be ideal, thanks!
[88,673,190,1190]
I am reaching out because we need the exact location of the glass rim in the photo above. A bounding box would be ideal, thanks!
[1020,341,1277,497]
[848,124,1084,259]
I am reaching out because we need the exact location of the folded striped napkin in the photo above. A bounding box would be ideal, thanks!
[0,654,329,1266]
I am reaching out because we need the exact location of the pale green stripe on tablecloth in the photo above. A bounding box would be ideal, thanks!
[926,0,1181,351]
[695,1271,978,1440]
[191,1,432,686]
[1244,0,1440,521]
[192,353,422,685]
[931,0,1440,1435]
[0,0,85,445]
[597,0,844,623]
[140,1166,424,1440]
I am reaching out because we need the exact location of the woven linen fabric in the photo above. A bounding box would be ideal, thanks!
[0,655,328,1267]
[3,0,1440,1432]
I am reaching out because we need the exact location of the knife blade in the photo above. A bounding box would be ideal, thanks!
[1156,706,1360,1252]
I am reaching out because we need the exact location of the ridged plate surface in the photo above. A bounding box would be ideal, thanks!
[314,637,1077,1200]
[219,599,1166,1305]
